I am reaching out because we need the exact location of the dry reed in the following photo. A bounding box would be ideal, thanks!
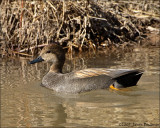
[0,0,159,56]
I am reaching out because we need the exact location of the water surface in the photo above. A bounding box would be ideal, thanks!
[1,47,159,127]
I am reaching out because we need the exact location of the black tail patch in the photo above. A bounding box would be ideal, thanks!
[112,70,143,88]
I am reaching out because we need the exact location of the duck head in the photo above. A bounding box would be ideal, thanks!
[30,44,65,73]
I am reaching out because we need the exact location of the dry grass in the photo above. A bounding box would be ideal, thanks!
[0,0,159,56]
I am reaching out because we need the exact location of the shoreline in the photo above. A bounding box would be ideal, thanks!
[0,0,159,56]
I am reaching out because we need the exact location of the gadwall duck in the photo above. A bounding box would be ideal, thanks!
[30,44,143,93]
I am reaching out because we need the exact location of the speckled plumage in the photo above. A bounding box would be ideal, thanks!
[30,44,143,93]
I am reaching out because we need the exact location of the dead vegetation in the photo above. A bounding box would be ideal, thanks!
[0,0,159,56]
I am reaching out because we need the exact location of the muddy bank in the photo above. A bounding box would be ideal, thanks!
[0,0,159,56]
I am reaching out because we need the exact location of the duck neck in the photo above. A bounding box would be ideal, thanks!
[49,63,63,73]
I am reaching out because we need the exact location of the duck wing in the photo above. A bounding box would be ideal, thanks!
[73,68,143,89]
[74,68,111,78]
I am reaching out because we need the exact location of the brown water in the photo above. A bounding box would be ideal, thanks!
[1,47,159,127]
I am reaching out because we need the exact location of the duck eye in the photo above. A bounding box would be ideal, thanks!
[46,51,51,53]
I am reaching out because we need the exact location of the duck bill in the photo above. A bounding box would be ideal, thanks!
[29,56,44,64]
